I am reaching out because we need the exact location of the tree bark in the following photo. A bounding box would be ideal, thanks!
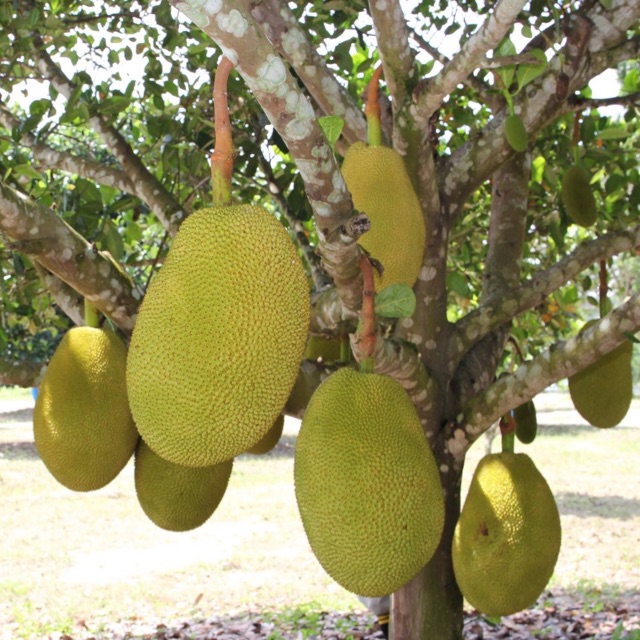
[392,465,464,639]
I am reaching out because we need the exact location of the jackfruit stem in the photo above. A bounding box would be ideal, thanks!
[365,65,383,147]
[211,56,235,207]
[357,254,376,373]
[84,299,100,328]
[499,413,516,453]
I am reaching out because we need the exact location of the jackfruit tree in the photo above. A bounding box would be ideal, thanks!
[0,0,639,638]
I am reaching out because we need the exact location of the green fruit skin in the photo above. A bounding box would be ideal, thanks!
[514,400,538,445]
[452,453,561,617]
[561,166,597,227]
[246,414,284,455]
[569,322,633,429]
[504,114,528,152]
[134,439,233,532]
[294,368,444,597]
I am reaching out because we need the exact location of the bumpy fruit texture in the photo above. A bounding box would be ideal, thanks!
[561,166,597,227]
[569,323,633,428]
[135,439,232,532]
[341,142,426,289]
[504,114,528,152]
[452,453,561,617]
[127,205,310,467]
[514,400,538,444]
[294,368,444,597]
[33,327,138,492]
[247,414,284,455]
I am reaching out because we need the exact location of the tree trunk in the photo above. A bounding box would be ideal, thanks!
[391,470,464,639]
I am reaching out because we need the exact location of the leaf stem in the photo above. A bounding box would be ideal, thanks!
[357,255,377,373]
[211,56,235,207]
[365,65,384,147]
[499,413,516,453]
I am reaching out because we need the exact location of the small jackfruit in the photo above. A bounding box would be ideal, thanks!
[246,414,284,455]
[33,327,138,492]
[514,400,537,444]
[504,114,528,152]
[568,322,633,428]
[452,453,561,617]
[294,367,444,597]
[341,142,426,289]
[134,438,232,531]
[127,205,310,467]
[561,166,597,227]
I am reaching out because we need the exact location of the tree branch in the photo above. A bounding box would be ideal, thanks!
[248,0,367,145]
[413,0,528,123]
[455,224,640,359]
[0,181,141,333]
[33,263,84,326]
[456,293,640,457]
[170,0,365,314]
[32,47,185,235]
[0,356,45,387]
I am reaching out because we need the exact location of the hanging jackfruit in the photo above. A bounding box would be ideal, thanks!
[452,452,561,617]
[127,205,310,467]
[33,327,138,492]
[568,322,633,428]
[294,367,444,597]
[134,438,233,531]
[504,114,528,152]
[246,414,284,455]
[514,400,538,444]
[561,166,597,227]
[341,142,426,289]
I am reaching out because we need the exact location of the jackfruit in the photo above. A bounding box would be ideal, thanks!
[514,400,537,444]
[127,205,310,467]
[452,452,561,617]
[33,327,138,492]
[504,114,528,152]
[134,438,233,531]
[341,142,426,289]
[561,166,597,227]
[246,414,284,455]
[294,367,444,597]
[568,323,633,428]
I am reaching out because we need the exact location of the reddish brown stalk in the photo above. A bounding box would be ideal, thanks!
[364,64,383,122]
[211,56,235,206]
[357,255,377,367]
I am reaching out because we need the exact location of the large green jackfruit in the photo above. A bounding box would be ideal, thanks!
[33,327,138,492]
[452,453,561,617]
[341,142,426,289]
[568,322,633,429]
[134,439,233,531]
[127,205,310,467]
[294,367,444,597]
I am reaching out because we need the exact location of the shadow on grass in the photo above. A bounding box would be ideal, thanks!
[0,408,33,424]
[239,434,298,460]
[0,441,38,460]
[556,491,640,520]
[538,424,601,436]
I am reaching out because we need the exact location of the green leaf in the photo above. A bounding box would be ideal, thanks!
[532,155,546,184]
[624,332,640,344]
[515,49,547,93]
[100,220,125,262]
[318,116,344,150]
[374,284,416,318]
[448,271,469,298]
[597,127,629,140]
[493,38,517,89]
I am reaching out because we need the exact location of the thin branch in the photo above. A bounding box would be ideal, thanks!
[32,47,185,235]
[413,0,528,123]
[0,181,141,333]
[456,293,640,457]
[564,91,640,113]
[248,0,367,145]
[0,356,46,387]
[454,224,640,360]
[170,0,364,314]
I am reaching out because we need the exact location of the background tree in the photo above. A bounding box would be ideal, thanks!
[0,0,639,638]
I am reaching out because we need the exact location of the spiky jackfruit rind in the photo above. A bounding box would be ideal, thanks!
[294,368,444,597]
[33,327,138,492]
[452,452,561,617]
[134,439,233,532]
[246,414,284,455]
[514,400,538,444]
[568,322,633,429]
[561,166,597,228]
[127,205,310,467]
[341,143,426,289]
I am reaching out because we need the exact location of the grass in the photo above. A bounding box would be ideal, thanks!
[0,390,639,638]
